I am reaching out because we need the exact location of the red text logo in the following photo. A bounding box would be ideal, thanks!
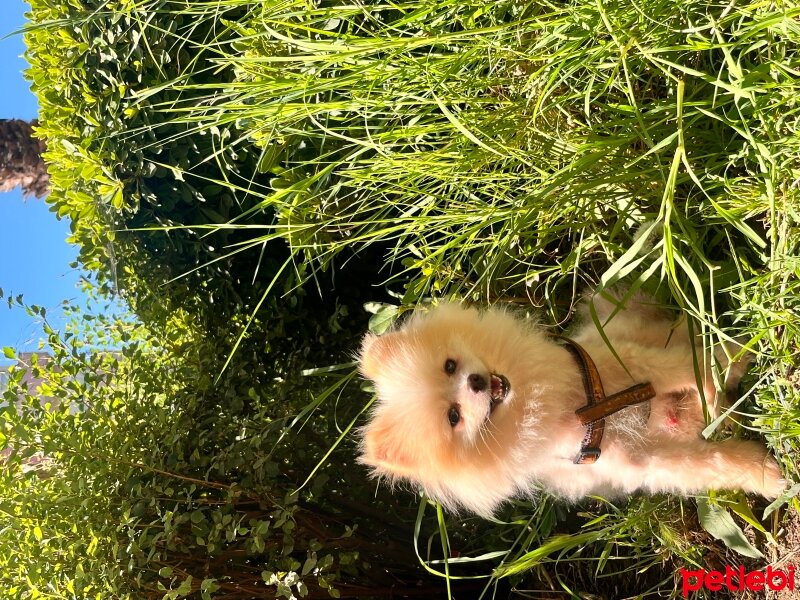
[681,565,795,596]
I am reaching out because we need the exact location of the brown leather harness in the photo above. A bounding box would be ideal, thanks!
[553,335,656,465]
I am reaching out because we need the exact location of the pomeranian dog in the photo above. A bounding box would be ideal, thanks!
[357,293,784,516]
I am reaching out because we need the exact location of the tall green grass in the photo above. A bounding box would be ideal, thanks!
[182,0,799,308]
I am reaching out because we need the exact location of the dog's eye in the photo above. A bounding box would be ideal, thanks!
[444,359,457,375]
[448,406,461,427]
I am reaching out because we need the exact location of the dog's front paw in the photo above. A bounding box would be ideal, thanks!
[757,456,787,499]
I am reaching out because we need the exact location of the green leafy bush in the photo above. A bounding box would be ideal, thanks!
[2,293,483,599]
[25,0,387,340]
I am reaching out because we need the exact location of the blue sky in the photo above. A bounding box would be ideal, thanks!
[0,0,87,352]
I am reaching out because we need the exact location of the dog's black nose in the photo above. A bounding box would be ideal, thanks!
[468,373,487,392]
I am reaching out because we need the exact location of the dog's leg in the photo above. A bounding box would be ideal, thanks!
[640,438,785,498]
[575,291,693,358]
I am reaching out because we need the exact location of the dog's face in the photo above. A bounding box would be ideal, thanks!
[358,304,537,514]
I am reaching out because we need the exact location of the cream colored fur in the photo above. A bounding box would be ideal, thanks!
[358,294,784,517]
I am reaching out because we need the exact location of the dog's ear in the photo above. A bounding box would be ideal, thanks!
[359,412,421,478]
[358,331,402,381]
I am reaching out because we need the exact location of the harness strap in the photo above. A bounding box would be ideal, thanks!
[552,335,656,464]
